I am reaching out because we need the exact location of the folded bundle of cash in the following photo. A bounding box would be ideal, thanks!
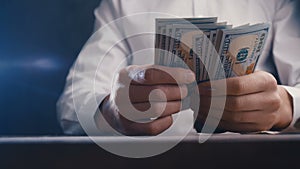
[155,17,270,83]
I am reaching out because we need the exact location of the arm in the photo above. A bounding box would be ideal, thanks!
[195,0,300,133]
[57,0,130,135]
[272,0,300,129]
[57,1,194,136]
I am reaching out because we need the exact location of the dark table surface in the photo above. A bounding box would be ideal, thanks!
[1,134,300,169]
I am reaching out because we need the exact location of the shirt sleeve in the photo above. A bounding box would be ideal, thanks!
[282,86,300,129]
[56,0,130,135]
[272,0,300,129]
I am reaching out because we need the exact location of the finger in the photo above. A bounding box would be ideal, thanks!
[199,92,280,112]
[224,92,281,112]
[119,65,195,85]
[196,113,253,132]
[129,101,181,120]
[221,110,277,124]
[198,95,226,112]
[194,119,227,133]
[198,71,277,96]
[120,115,173,136]
[127,84,188,103]
[197,110,275,133]
[197,109,271,126]
[217,120,271,133]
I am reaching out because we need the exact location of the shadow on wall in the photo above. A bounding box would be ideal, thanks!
[0,0,101,135]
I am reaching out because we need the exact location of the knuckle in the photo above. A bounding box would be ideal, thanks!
[144,66,161,83]
[232,79,244,94]
[262,72,277,90]
[268,93,281,110]
[144,68,154,82]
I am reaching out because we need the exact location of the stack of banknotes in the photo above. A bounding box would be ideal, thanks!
[155,17,270,83]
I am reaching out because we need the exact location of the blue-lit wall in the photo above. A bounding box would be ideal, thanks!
[0,0,101,135]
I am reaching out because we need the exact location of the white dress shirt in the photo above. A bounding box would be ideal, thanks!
[57,0,300,135]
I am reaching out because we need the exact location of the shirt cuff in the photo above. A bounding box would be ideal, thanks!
[281,85,300,129]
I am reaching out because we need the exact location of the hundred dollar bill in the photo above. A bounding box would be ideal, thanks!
[179,31,205,72]
[163,19,218,66]
[205,24,244,78]
[199,24,232,81]
[177,23,248,79]
[179,31,212,82]
[167,23,227,67]
[202,24,232,81]
[214,23,270,79]
[155,17,217,65]
[154,17,270,85]
[172,23,229,81]
[192,34,206,82]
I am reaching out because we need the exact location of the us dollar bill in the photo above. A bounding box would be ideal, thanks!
[155,17,270,83]
[172,23,230,82]
[214,23,270,80]
[155,17,217,65]
[167,23,227,67]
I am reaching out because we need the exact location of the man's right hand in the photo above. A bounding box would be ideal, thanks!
[98,65,195,136]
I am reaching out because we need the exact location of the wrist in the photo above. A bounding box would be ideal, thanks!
[273,86,293,130]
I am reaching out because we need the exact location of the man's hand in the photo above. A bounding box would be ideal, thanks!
[98,65,195,136]
[195,71,293,133]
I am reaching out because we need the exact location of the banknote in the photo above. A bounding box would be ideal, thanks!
[166,23,227,68]
[163,19,217,66]
[169,23,229,81]
[214,23,270,80]
[155,17,217,65]
[155,17,270,83]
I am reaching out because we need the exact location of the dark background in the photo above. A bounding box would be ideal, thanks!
[0,0,102,135]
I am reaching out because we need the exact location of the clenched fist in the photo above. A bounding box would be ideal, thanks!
[98,65,195,136]
[195,71,293,133]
